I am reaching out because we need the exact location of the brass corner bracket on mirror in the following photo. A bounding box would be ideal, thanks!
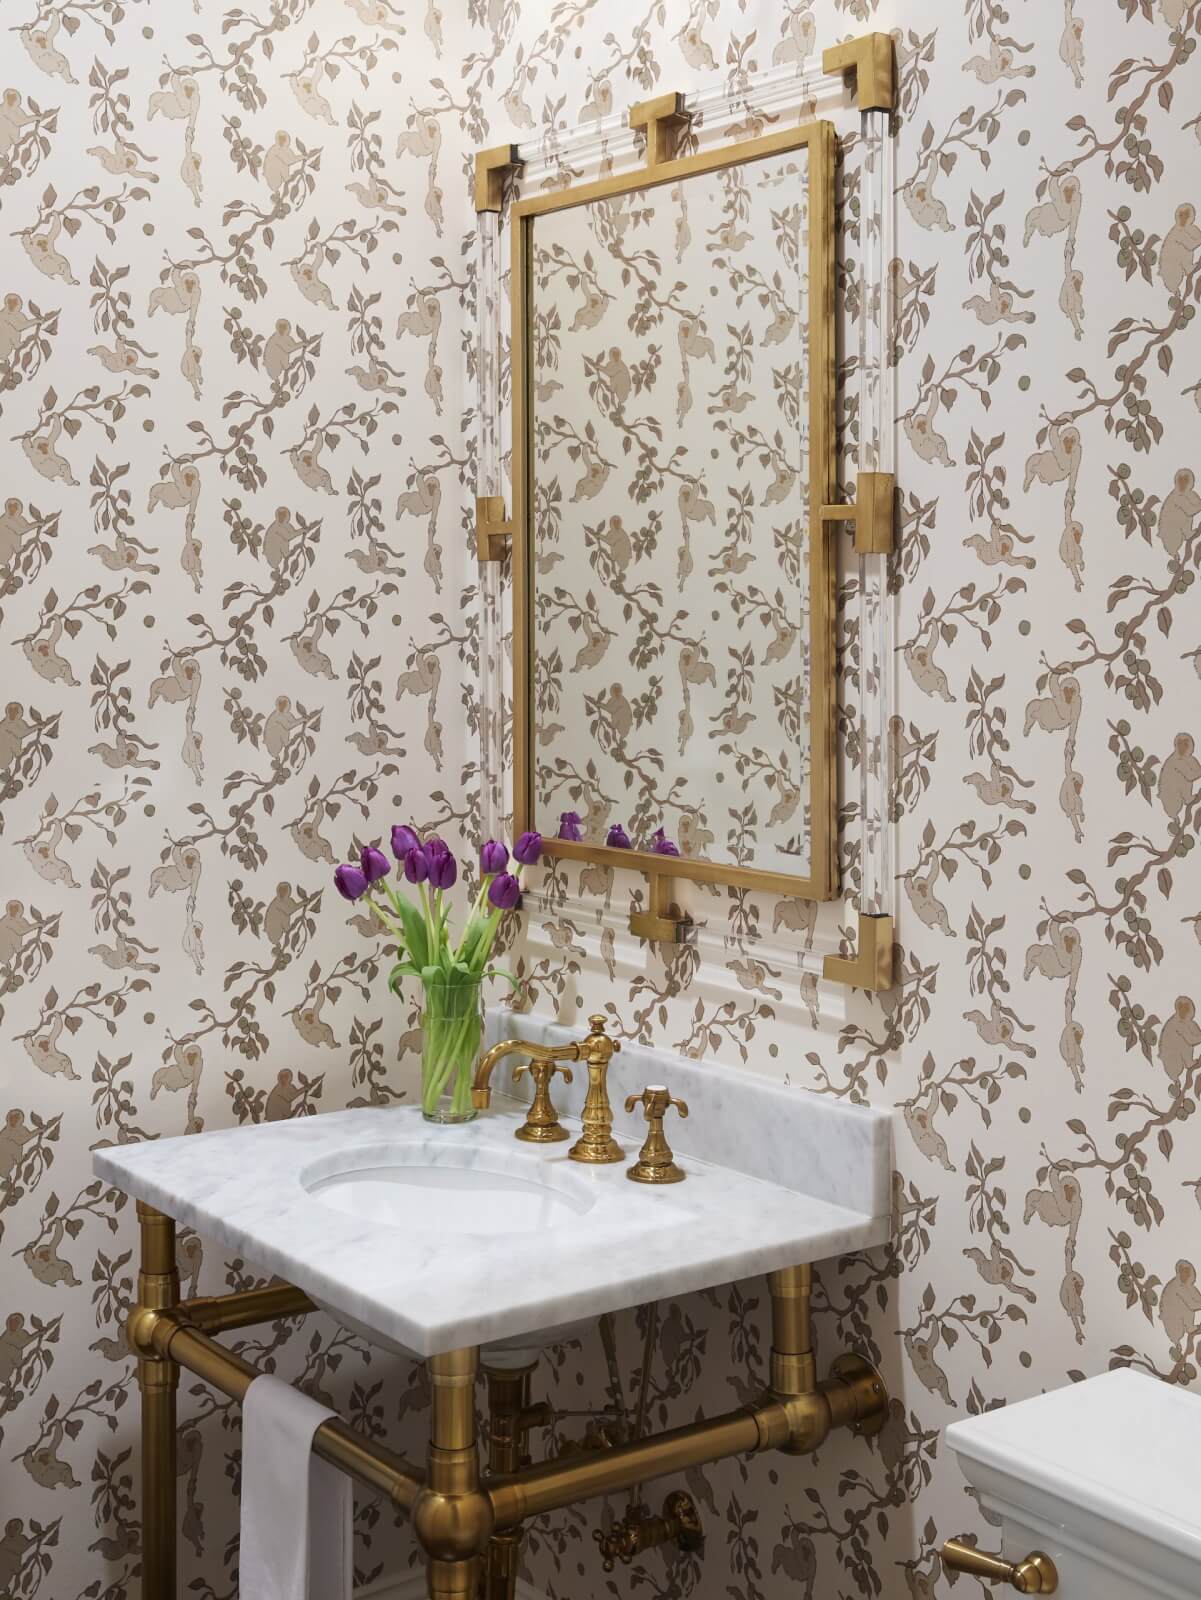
[821,471,895,555]
[476,495,512,563]
[475,144,524,214]
[629,873,693,945]
[822,32,896,112]
[822,911,893,992]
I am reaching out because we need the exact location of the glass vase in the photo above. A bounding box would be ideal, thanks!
[420,978,483,1124]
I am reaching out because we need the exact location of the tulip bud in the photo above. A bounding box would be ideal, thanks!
[605,824,632,849]
[360,845,390,883]
[651,828,680,857]
[427,849,458,890]
[403,847,429,885]
[425,836,451,861]
[487,872,522,911]
[480,840,509,875]
[557,811,583,842]
[391,824,420,860]
[513,830,542,866]
[334,863,369,901]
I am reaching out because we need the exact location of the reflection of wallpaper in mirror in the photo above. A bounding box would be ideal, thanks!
[529,152,812,877]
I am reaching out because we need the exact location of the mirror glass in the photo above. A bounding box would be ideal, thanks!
[527,147,814,879]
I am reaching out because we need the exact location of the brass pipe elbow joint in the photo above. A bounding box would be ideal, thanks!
[411,1485,495,1562]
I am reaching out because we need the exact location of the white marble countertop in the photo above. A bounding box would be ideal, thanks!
[96,1030,891,1358]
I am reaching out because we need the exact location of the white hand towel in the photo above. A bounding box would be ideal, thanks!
[240,1374,352,1600]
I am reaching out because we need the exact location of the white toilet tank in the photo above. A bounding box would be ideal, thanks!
[945,1368,1201,1599]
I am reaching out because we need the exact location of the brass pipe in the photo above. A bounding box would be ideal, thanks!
[769,1263,817,1408]
[182,1282,316,1333]
[136,1310,424,1508]
[135,1203,179,1600]
[417,1347,489,1599]
[482,1363,537,1600]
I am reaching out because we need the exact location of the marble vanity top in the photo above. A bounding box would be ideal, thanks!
[95,1022,892,1357]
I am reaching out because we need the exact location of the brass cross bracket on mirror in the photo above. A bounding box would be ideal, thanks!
[822,911,893,992]
[476,494,512,563]
[628,872,692,945]
[820,472,895,555]
[475,143,523,213]
[822,33,896,112]
[628,92,692,167]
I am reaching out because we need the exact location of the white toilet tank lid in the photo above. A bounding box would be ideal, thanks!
[946,1369,1201,1573]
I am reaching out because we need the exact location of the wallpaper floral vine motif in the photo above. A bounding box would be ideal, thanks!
[529,155,816,876]
[1,3,1200,1600]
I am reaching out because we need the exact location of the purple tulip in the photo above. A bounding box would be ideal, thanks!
[557,811,583,842]
[427,849,458,890]
[403,846,429,885]
[480,839,509,875]
[425,835,451,861]
[651,828,680,857]
[606,824,631,850]
[334,863,369,901]
[391,824,420,860]
[360,845,390,883]
[513,831,542,866]
[487,872,522,911]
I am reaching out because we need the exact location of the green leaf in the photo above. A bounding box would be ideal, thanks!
[391,892,429,970]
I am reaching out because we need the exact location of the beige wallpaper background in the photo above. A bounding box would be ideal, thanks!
[1,2,1199,1599]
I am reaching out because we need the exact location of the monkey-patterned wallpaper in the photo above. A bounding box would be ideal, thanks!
[2,2,1200,1599]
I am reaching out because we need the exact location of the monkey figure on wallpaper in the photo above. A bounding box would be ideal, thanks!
[19,16,76,85]
[1159,204,1201,295]
[1157,468,1201,559]
[0,294,34,361]
[1158,733,1201,820]
[0,1111,35,1182]
[1160,1261,1201,1350]
[23,1218,80,1287]
[21,417,77,486]
[0,705,32,775]
[23,821,78,886]
[1158,996,1201,1085]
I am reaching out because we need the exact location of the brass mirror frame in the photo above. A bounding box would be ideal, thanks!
[510,118,839,908]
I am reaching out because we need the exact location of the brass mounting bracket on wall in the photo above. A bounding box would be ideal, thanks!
[629,872,693,945]
[822,33,896,112]
[822,911,893,992]
[820,471,895,555]
[475,143,524,214]
[476,494,512,563]
[628,92,692,167]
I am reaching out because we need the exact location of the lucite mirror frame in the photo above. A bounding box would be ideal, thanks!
[510,120,839,903]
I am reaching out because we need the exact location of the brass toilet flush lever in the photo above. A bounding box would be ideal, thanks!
[625,1086,689,1184]
[942,1539,1058,1594]
[512,1057,572,1143]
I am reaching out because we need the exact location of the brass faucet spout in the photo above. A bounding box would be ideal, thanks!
[472,1037,580,1110]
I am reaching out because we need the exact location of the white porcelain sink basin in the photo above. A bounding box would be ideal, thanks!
[304,1146,594,1236]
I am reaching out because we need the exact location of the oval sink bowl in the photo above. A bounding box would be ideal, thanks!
[302,1143,596,1237]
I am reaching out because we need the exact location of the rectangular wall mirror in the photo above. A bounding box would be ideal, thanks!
[511,121,838,902]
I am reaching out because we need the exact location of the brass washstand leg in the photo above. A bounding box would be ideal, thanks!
[481,1363,539,1600]
[422,1347,485,1600]
[132,1203,180,1599]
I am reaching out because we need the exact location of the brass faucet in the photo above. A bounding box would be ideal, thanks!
[472,1014,623,1164]
[472,1033,581,1111]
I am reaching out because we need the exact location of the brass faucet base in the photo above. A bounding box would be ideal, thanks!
[515,1120,569,1143]
[626,1085,689,1183]
[628,1157,685,1183]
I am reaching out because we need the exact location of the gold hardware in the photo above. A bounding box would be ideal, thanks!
[568,1014,623,1164]
[942,1539,1059,1595]
[822,32,896,112]
[820,470,896,554]
[131,1209,888,1595]
[472,1033,581,1111]
[474,144,523,214]
[822,911,894,992]
[628,871,693,944]
[594,1489,703,1571]
[624,1085,689,1184]
[476,494,512,564]
[628,91,692,167]
[482,1363,547,1600]
[513,1057,573,1142]
[510,119,841,911]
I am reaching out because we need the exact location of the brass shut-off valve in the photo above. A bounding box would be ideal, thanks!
[513,1057,572,1142]
[594,1490,704,1572]
[625,1085,689,1184]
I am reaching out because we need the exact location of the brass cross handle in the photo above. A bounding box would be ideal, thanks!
[624,1085,689,1184]
[942,1539,1058,1594]
[513,1057,573,1144]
